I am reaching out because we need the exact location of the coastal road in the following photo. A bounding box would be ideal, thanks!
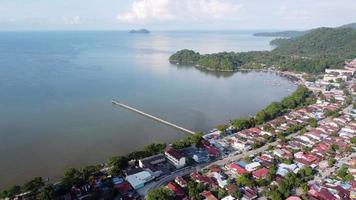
[137,165,207,197]
[210,131,300,167]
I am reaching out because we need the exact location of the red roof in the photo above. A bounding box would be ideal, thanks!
[165,148,183,160]
[114,182,132,193]
[191,172,214,185]
[209,164,222,173]
[167,182,185,197]
[286,197,302,200]
[201,190,218,200]
[205,145,219,156]
[228,163,248,175]
[308,188,337,200]
[252,168,269,179]
[248,128,261,134]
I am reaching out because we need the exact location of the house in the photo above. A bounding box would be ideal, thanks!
[221,195,235,200]
[205,145,220,157]
[139,154,166,177]
[252,168,269,179]
[232,140,251,151]
[212,172,228,188]
[193,151,209,163]
[286,196,302,200]
[125,170,154,190]
[308,188,337,200]
[201,191,218,200]
[294,152,320,166]
[191,172,214,186]
[175,176,187,188]
[226,163,248,175]
[277,163,299,176]
[139,154,166,168]
[167,182,186,199]
[243,187,258,200]
[165,148,186,168]
[245,162,261,172]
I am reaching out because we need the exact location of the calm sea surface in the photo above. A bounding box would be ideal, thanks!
[0,31,296,187]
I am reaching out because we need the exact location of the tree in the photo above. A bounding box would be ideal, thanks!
[61,168,84,190]
[191,132,204,147]
[351,137,356,144]
[187,181,205,200]
[269,190,282,200]
[337,165,353,181]
[39,184,55,200]
[232,117,255,131]
[236,174,254,187]
[217,124,229,133]
[232,190,243,199]
[147,187,174,200]
[328,158,336,167]
[0,185,21,199]
[22,177,44,193]
[256,110,269,124]
[277,181,291,199]
[102,188,119,200]
[144,143,166,155]
[308,118,318,128]
[108,156,129,176]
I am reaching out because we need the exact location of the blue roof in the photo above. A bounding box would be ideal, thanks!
[236,161,247,167]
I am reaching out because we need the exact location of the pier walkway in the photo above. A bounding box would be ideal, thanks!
[111,99,195,135]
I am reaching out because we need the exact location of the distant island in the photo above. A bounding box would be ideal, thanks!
[253,22,356,38]
[129,29,150,34]
[170,26,356,73]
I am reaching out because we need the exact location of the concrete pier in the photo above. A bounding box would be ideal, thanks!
[111,99,195,135]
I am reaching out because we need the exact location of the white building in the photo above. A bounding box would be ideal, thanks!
[165,148,186,168]
[245,162,261,172]
[125,171,154,190]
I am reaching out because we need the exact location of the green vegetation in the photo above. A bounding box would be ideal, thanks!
[267,167,313,200]
[255,22,356,38]
[170,27,356,73]
[172,132,204,149]
[336,165,354,181]
[236,174,254,187]
[186,180,205,200]
[232,117,256,131]
[147,187,174,200]
[255,85,312,124]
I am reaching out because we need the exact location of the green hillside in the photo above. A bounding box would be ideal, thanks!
[254,22,356,38]
[170,27,356,73]
[272,28,356,57]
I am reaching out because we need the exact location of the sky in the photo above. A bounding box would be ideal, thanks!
[0,0,355,31]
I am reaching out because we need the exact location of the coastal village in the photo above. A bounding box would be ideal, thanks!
[4,59,356,200]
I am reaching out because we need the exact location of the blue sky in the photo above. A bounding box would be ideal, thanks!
[0,0,355,30]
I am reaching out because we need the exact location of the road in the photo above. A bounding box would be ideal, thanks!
[139,104,353,197]
[138,131,300,198]
[210,131,300,167]
[137,165,207,197]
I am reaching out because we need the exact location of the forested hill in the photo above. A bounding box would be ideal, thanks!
[271,28,356,57]
[339,22,356,29]
[169,27,356,74]
[254,22,356,38]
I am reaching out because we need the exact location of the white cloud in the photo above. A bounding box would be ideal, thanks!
[117,0,241,24]
[278,6,315,20]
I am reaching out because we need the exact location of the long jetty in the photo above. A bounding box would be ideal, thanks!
[111,99,195,135]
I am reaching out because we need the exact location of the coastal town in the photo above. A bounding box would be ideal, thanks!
[3,59,356,200]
